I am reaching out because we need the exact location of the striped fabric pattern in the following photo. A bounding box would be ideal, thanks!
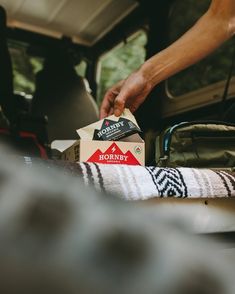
[76,163,235,200]
[22,158,235,200]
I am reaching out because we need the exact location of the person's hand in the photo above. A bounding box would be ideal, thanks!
[100,70,152,119]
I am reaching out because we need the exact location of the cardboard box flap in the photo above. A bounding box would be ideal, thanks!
[51,140,77,152]
[77,108,141,141]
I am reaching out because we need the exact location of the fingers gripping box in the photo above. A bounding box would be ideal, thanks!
[61,109,145,165]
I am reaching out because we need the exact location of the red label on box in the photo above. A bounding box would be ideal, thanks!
[87,142,141,165]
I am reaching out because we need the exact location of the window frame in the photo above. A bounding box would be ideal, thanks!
[162,0,235,118]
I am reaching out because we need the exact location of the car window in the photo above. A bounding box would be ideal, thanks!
[75,60,87,78]
[9,40,88,97]
[167,0,235,97]
[96,30,147,105]
[8,40,44,97]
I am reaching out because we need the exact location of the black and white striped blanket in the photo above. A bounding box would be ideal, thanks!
[24,158,235,200]
[74,163,235,200]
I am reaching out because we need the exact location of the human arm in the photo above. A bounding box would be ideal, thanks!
[100,0,235,118]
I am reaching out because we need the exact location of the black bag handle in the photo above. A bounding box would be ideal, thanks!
[220,43,235,119]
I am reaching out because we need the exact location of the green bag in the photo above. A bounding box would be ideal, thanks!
[155,121,235,168]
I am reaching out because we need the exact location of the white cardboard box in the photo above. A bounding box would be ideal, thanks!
[60,134,145,165]
[57,110,145,165]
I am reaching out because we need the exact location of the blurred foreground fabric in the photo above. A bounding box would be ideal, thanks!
[0,149,234,294]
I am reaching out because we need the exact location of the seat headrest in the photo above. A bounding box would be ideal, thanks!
[39,46,78,83]
[0,6,7,36]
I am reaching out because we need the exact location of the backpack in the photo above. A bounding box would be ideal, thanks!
[155,121,235,169]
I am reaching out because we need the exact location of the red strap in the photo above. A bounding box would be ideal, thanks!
[19,131,48,159]
[0,128,10,135]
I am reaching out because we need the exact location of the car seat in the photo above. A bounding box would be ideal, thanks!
[31,45,99,143]
[0,6,49,158]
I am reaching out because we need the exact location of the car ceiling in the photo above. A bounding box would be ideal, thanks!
[0,0,139,46]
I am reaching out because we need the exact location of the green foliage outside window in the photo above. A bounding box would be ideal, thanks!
[97,30,147,105]
[9,40,87,97]
[9,41,44,96]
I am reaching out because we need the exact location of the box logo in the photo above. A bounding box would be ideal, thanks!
[93,117,141,141]
[134,145,142,155]
[87,143,141,165]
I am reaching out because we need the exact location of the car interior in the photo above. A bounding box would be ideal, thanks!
[0,0,235,252]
